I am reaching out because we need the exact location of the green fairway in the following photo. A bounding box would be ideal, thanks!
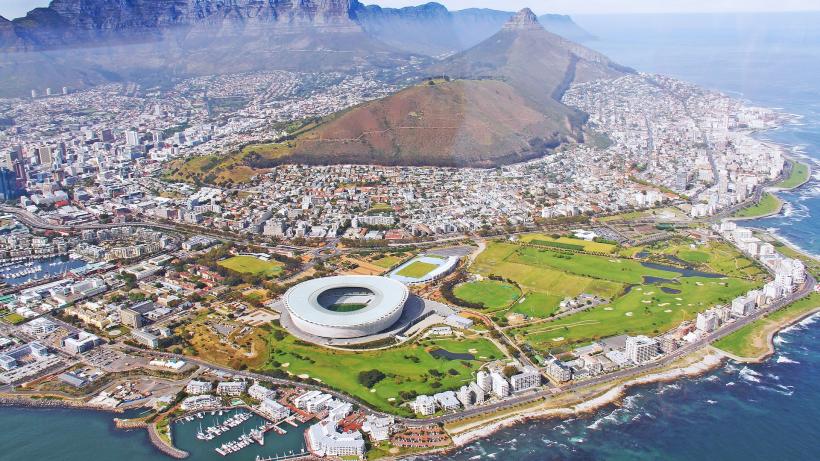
[519,233,616,253]
[734,192,782,218]
[776,161,810,189]
[470,242,625,299]
[261,329,503,415]
[396,261,439,278]
[507,246,680,285]
[453,280,521,309]
[218,255,284,277]
[510,292,562,318]
[512,276,757,350]
[654,240,767,280]
[714,293,820,358]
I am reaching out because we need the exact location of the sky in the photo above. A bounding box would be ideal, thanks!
[2,0,820,19]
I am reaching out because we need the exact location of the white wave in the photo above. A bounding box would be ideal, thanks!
[706,399,718,405]
[798,312,820,327]
[702,374,720,383]
[657,383,681,394]
[776,355,800,364]
[766,373,781,380]
[739,366,763,384]
[622,394,641,409]
[569,437,584,444]
[773,335,789,346]
[779,324,803,335]
[541,438,556,447]
[758,385,794,396]
[487,452,497,458]
[469,456,482,460]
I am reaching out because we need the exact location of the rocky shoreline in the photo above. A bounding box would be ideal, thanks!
[444,351,725,449]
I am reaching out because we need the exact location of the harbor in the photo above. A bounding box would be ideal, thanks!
[174,409,310,460]
[0,255,87,286]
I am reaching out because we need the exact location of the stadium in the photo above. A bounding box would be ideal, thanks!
[283,275,410,340]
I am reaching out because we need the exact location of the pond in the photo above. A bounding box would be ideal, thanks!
[640,262,723,278]
[429,348,475,361]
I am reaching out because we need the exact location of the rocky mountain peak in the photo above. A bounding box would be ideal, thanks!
[503,8,542,31]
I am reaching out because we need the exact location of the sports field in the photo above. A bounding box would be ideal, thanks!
[218,255,284,277]
[453,280,521,309]
[261,328,503,414]
[396,261,439,278]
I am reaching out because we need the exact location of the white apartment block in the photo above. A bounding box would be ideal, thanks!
[625,336,658,364]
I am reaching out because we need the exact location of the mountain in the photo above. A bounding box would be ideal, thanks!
[0,0,411,97]
[246,9,627,168]
[433,8,629,109]
[355,3,595,56]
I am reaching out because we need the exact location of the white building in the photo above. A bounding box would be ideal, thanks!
[625,336,658,364]
[307,418,366,458]
[546,358,572,382]
[361,415,393,442]
[181,395,221,411]
[216,381,246,396]
[248,382,276,401]
[476,370,491,392]
[412,395,437,416]
[433,391,461,411]
[511,367,541,391]
[186,380,212,395]
[696,311,719,333]
[260,397,290,420]
[490,371,510,398]
[469,381,486,404]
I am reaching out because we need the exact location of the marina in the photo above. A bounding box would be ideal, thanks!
[174,409,310,460]
[0,256,87,286]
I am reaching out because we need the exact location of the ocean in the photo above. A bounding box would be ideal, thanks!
[0,12,819,461]
[417,12,820,460]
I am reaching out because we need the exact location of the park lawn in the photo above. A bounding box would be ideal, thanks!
[367,203,394,214]
[218,256,283,277]
[714,293,820,358]
[453,280,521,309]
[370,255,405,269]
[507,246,680,285]
[2,313,25,325]
[510,292,562,318]
[261,330,503,415]
[776,161,810,189]
[512,276,758,351]
[470,242,625,299]
[396,261,438,278]
[734,192,782,218]
[519,233,616,253]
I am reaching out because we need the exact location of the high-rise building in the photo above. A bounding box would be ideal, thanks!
[0,168,22,201]
[125,130,140,146]
[625,336,658,364]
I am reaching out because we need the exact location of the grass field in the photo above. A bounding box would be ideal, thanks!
[470,242,625,299]
[2,313,25,325]
[261,328,503,414]
[468,239,761,351]
[776,161,810,189]
[512,275,756,350]
[713,293,820,358]
[510,292,562,318]
[396,261,439,278]
[453,280,522,309]
[218,256,284,277]
[369,255,406,269]
[508,246,680,285]
[734,192,782,218]
[518,234,616,253]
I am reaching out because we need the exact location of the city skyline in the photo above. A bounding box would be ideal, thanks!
[2,0,820,19]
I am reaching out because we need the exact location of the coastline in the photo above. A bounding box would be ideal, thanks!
[716,306,820,364]
[442,350,725,450]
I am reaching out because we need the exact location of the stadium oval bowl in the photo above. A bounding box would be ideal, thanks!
[283,275,409,339]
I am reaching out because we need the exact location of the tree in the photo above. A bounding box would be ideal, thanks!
[358,369,386,388]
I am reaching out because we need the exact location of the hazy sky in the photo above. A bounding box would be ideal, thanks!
[2,0,819,19]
